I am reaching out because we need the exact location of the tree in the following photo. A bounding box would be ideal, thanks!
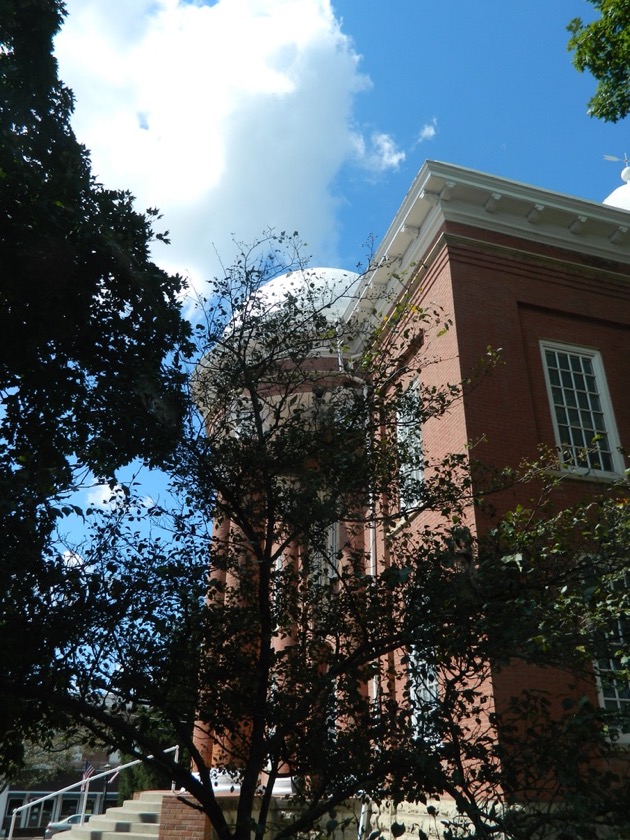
[567,0,630,122]
[0,0,192,752]
[3,735,81,789]
[1,238,628,840]
[0,0,192,556]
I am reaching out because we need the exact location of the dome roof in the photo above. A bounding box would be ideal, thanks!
[194,267,362,414]
[254,267,361,322]
[603,166,630,211]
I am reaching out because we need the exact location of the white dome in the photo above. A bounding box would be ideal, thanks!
[603,167,630,211]
[255,267,361,322]
[194,267,362,414]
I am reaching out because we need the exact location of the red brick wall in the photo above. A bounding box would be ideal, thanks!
[441,231,629,516]
[391,226,630,519]
[158,794,213,840]
[397,225,630,752]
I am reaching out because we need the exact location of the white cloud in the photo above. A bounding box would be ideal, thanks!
[416,117,438,144]
[54,0,399,292]
[85,482,125,508]
[356,131,405,172]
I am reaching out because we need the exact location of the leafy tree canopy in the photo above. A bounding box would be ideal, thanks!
[0,0,192,479]
[1,237,628,840]
[568,0,630,121]
[6,733,81,789]
[0,0,192,625]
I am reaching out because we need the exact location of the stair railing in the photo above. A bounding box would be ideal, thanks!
[6,745,180,840]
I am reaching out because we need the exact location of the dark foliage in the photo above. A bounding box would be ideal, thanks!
[0,0,192,777]
[1,238,628,840]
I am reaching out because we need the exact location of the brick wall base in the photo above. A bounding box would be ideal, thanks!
[158,793,213,840]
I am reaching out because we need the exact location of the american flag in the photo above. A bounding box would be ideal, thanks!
[81,760,95,790]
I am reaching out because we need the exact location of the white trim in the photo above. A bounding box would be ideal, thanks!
[407,647,439,743]
[540,340,625,477]
[595,598,630,745]
[344,161,630,353]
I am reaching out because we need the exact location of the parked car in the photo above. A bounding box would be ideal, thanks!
[44,813,91,839]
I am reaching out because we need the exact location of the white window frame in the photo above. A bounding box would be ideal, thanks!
[226,394,257,438]
[596,633,630,744]
[396,378,424,511]
[595,575,630,743]
[540,341,624,477]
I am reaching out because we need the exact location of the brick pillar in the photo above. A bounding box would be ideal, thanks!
[158,794,213,840]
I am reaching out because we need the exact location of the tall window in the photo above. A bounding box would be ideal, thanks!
[596,579,630,740]
[310,522,339,588]
[396,379,424,511]
[597,622,630,729]
[541,342,623,475]
[407,647,439,742]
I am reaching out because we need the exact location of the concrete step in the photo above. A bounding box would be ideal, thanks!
[66,793,167,840]
[99,807,160,824]
[77,817,160,834]
[137,792,167,805]
[70,832,159,840]
[107,803,161,816]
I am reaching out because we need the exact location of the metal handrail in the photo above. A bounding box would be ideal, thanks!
[7,745,180,840]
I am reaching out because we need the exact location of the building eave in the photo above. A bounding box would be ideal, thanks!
[347,160,630,326]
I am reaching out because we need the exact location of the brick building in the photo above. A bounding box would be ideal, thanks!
[353,159,629,493]
[350,157,630,727]
[186,161,630,840]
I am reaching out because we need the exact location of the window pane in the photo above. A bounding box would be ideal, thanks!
[551,386,564,405]
[568,408,580,426]
[597,604,630,730]
[600,452,613,472]
[559,425,572,445]
[580,410,594,431]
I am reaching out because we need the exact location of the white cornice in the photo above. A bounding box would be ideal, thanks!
[346,160,630,329]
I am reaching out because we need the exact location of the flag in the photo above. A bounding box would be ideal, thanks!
[81,760,95,790]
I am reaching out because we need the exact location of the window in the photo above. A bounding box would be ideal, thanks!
[396,379,424,510]
[407,647,439,742]
[226,395,257,438]
[595,579,630,740]
[310,522,339,588]
[541,342,623,475]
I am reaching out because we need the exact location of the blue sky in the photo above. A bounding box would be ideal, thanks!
[55,0,628,298]
[329,1,628,268]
